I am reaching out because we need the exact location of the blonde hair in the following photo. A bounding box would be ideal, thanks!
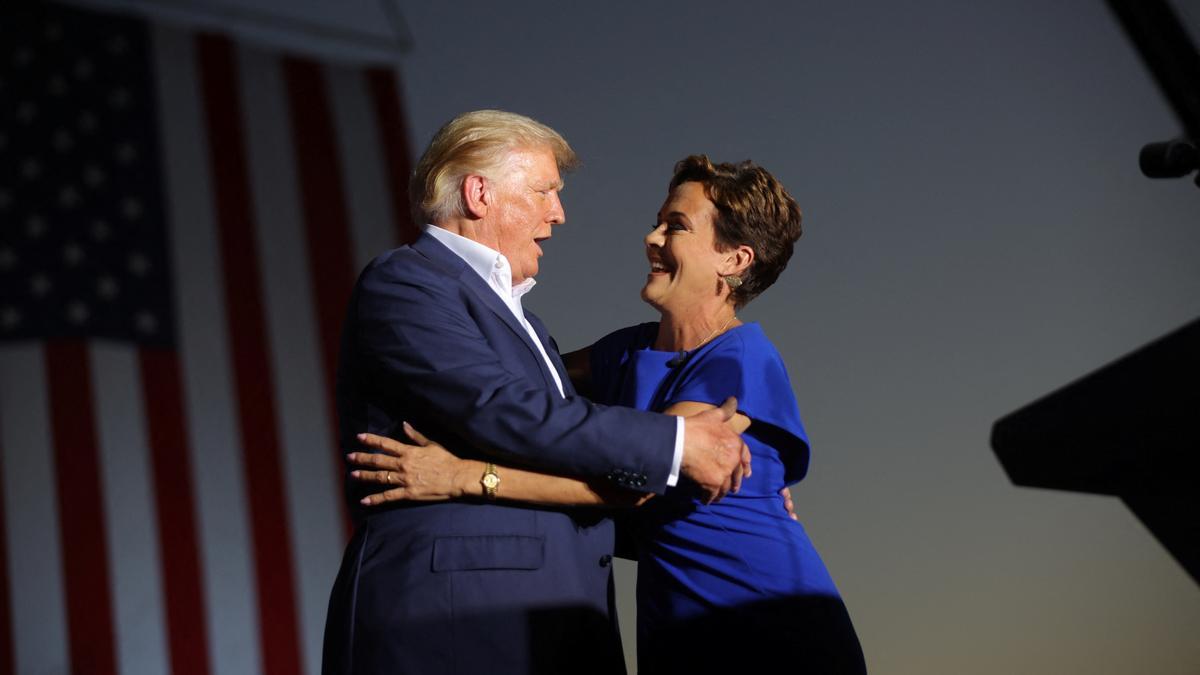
[410,110,579,224]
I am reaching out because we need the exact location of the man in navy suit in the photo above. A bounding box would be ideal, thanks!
[322,110,747,675]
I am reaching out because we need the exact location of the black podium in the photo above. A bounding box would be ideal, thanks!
[991,320,1200,584]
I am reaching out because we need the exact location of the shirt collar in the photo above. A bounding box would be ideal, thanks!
[512,276,537,299]
[425,225,537,299]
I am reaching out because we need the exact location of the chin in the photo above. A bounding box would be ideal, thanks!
[640,286,664,311]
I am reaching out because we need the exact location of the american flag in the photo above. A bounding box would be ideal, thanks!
[0,3,418,674]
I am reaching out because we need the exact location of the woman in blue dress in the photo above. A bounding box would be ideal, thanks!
[351,155,865,673]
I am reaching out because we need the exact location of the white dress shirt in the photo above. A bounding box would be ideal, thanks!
[425,225,684,486]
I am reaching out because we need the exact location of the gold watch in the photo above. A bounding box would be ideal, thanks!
[481,462,500,499]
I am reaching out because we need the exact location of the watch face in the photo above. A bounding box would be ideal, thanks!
[482,474,500,489]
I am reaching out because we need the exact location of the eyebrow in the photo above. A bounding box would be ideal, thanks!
[660,210,692,225]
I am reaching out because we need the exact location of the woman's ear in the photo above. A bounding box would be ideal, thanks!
[462,174,490,219]
[720,245,755,277]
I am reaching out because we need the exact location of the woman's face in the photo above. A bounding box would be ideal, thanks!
[641,181,731,312]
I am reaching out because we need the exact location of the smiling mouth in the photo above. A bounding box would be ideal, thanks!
[648,259,673,275]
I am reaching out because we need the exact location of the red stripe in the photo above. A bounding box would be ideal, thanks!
[365,67,420,245]
[281,57,357,536]
[196,33,303,675]
[45,341,117,675]
[0,416,14,675]
[139,349,211,675]
[282,57,354,387]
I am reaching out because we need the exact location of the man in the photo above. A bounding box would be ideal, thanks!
[322,110,746,675]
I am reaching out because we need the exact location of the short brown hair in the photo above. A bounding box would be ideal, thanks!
[670,155,803,307]
[410,110,579,224]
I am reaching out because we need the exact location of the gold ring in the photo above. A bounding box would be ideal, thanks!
[386,471,394,484]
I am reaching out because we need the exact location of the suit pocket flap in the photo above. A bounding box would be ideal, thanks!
[431,535,545,572]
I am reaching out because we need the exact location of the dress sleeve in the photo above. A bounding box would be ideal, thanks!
[588,323,655,405]
[666,329,812,484]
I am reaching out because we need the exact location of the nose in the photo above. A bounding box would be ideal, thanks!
[548,191,565,225]
[645,223,666,247]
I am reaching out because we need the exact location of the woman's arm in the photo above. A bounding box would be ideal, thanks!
[349,402,751,508]
[668,401,751,435]
[350,423,650,507]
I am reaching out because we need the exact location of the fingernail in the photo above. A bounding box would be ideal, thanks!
[357,433,367,441]
[350,470,360,478]
[345,453,355,460]
[359,497,370,505]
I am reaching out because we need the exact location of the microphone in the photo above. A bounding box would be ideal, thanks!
[666,350,689,368]
[1139,139,1198,178]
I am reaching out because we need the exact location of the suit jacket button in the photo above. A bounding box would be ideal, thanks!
[599,554,613,567]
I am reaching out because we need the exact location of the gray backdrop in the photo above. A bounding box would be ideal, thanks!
[394,1,1200,673]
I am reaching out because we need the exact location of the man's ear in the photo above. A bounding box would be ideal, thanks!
[462,174,490,219]
[720,245,755,277]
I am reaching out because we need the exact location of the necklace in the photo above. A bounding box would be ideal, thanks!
[666,314,736,368]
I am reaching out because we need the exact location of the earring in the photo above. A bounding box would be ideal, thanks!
[723,275,743,290]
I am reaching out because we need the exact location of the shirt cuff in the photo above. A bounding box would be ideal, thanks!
[666,416,684,487]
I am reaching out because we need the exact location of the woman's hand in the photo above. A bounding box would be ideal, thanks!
[348,422,479,505]
[780,486,799,522]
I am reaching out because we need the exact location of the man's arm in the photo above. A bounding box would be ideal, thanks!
[355,257,677,492]
[558,350,751,502]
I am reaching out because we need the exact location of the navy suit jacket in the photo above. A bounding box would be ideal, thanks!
[322,233,677,675]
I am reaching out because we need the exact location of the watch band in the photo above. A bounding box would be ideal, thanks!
[481,462,500,499]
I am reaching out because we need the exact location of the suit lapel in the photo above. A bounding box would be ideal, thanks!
[526,312,574,397]
[411,233,563,392]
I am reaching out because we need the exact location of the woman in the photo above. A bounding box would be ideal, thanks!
[350,155,866,673]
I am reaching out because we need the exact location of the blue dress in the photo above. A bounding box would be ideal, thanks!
[590,322,866,673]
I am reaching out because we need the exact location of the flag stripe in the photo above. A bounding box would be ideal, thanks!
[327,66,401,270]
[153,24,261,675]
[46,341,118,675]
[281,56,357,537]
[238,44,344,675]
[195,33,302,675]
[365,68,420,245]
[0,346,70,674]
[283,57,356,408]
[93,343,171,675]
[140,348,212,675]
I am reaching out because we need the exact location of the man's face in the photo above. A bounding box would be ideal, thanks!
[487,147,565,284]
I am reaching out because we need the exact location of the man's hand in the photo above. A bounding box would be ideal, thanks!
[679,397,749,504]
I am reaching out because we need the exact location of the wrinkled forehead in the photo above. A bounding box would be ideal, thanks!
[496,145,564,186]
